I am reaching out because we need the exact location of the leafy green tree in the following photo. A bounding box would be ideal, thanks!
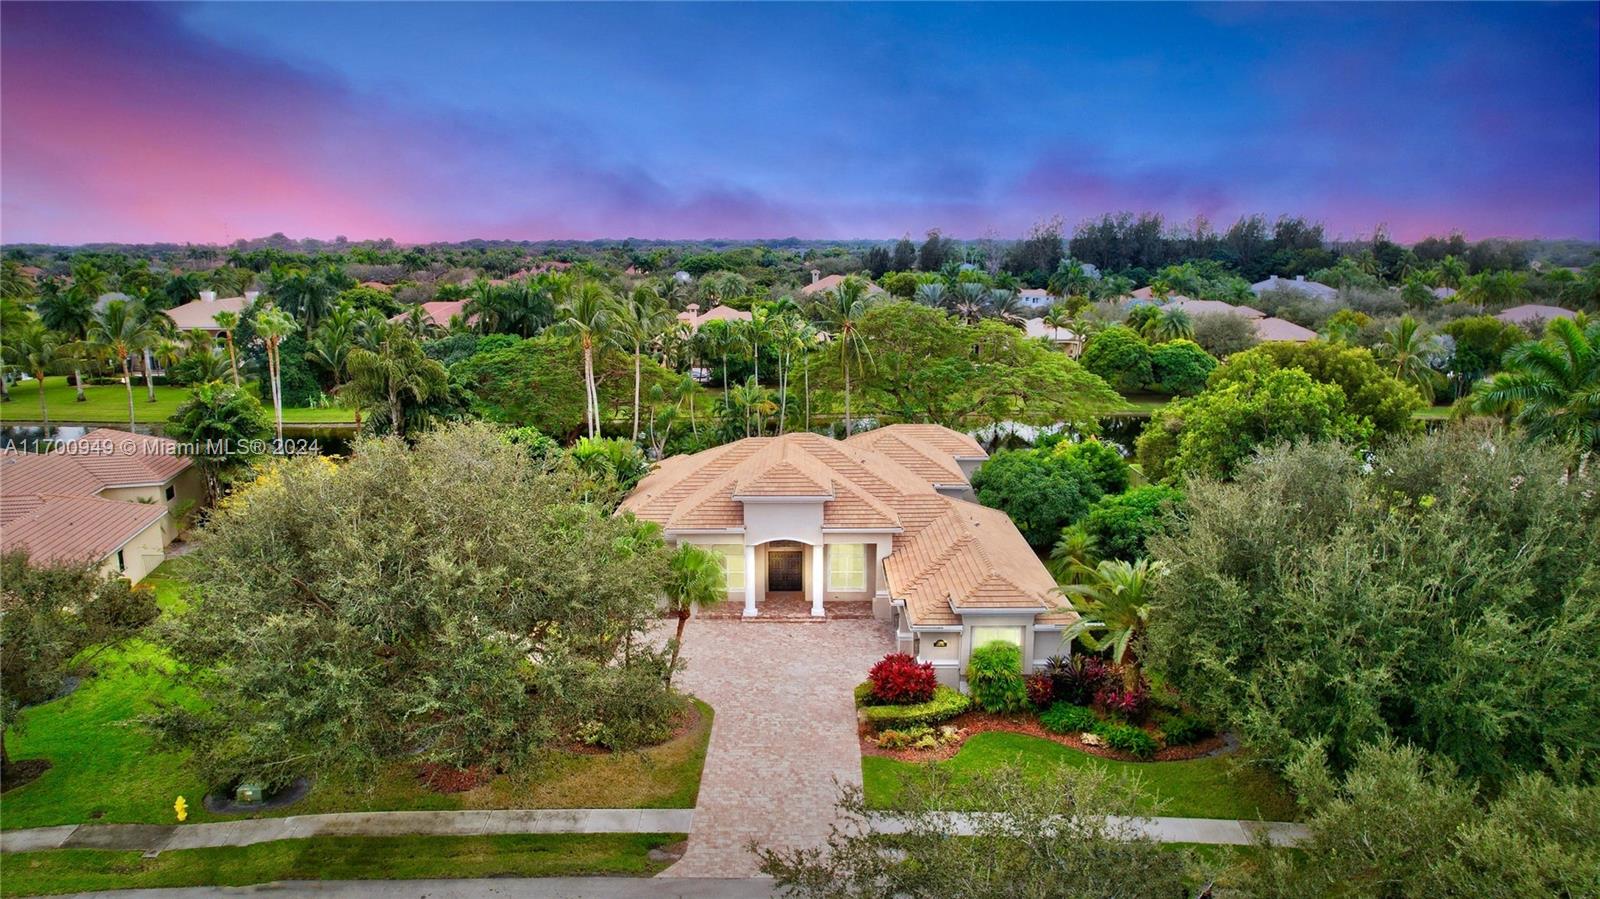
[1079,485,1184,560]
[1137,366,1371,483]
[1377,315,1445,402]
[1147,339,1215,395]
[1144,431,1600,783]
[1441,314,1522,396]
[810,276,875,434]
[2,552,157,777]
[1189,311,1259,358]
[1208,340,1424,436]
[972,441,1128,549]
[35,286,96,402]
[154,423,678,787]
[89,299,165,432]
[553,278,614,438]
[1239,743,1600,897]
[662,544,725,687]
[166,382,274,501]
[756,765,1187,899]
[1471,317,1599,450]
[1079,325,1152,392]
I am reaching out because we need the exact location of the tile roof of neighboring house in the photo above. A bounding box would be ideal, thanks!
[0,454,106,522]
[798,274,886,297]
[1023,318,1082,343]
[389,300,470,328]
[166,295,250,331]
[1431,286,1458,300]
[0,494,166,566]
[1,429,191,520]
[1251,275,1339,301]
[1254,317,1318,342]
[620,426,1070,627]
[1161,298,1265,319]
[1129,286,1156,300]
[676,303,752,330]
[1494,304,1577,326]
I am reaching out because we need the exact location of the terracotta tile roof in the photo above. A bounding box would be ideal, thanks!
[1254,317,1318,342]
[390,301,470,328]
[676,304,752,330]
[1162,298,1265,319]
[65,429,193,485]
[166,296,250,331]
[1495,304,1576,326]
[0,454,105,522]
[620,426,1070,627]
[0,494,166,565]
[799,274,886,297]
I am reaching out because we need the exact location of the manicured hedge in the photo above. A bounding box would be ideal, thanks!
[857,684,971,731]
[1040,702,1099,735]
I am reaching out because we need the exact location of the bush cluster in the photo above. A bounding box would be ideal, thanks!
[874,724,961,750]
[1098,722,1159,758]
[1155,711,1212,747]
[968,642,1030,714]
[1040,702,1099,735]
[857,684,971,731]
[867,653,938,705]
[1043,655,1110,706]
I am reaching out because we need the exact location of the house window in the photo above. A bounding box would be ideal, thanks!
[165,485,176,501]
[828,543,867,591]
[970,625,1024,653]
[713,544,746,591]
[115,549,126,572]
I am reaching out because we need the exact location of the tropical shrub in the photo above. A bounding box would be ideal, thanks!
[1155,712,1212,747]
[1079,485,1184,560]
[867,653,938,705]
[1095,678,1151,721]
[1025,673,1055,709]
[1040,702,1100,735]
[1096,722,1158,759]
[968,642,1029,714]
[1190,312,1259,358]
[859,685,970,731]
[972,441,1128,549]
[1208,339,1423,436]
[1044,655,1108,706]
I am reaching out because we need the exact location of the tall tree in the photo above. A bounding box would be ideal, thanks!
[166,382,274,501]
[612,287,671,441]
[1378,315,1445,402]
[211,309,242,386]
[553,279,615,438]
[2,321,62,430]
[37,282,97,402]
[88,299,163,432]
[1471,317,1600,449]
[345,324,448,439]
[811,276,874,435]
[253,305,299,444]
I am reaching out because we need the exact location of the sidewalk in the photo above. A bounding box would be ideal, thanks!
[0,806,1306,856]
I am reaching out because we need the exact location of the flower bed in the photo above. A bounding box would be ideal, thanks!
[855,682,971,730]
[860,710,1229,764]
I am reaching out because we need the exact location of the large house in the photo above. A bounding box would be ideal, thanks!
[619,425,1078,685]
[166,291,258,335]
[1495,304,1577,328]
[799,272,886,297]
[676,303,752,331]
[1023,317,1084,358]
[0,429,202,582]
[1251,275,1338,302]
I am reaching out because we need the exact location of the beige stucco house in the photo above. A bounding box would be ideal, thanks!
[620,425,1078,686]
[0,428,203,582]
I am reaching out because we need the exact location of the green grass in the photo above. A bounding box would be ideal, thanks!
[862,731,1299,822]
[0,833,683,897]
[2,562,712,829]
[0,376,355,425]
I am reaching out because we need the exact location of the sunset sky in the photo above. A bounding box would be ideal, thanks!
[3,2,1596,245]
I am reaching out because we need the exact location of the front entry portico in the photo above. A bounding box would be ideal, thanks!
[767,546,803,591]
[742,539,826,618]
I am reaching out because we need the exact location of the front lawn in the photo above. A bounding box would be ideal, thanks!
[862,731,1299,822]
[0,833,682,897]
[0,376,355,425]
[2,564,712,829]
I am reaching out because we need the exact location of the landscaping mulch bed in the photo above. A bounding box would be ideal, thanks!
[417,763,494,793]
[559,700,704,757]
[859,710,1229,764]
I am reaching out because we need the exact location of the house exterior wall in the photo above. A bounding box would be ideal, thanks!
[95,467,201,544]
[97,518,168,584]
[904,614,1064,690]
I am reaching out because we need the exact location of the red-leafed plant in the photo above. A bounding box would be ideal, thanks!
[1025,673,1055,709]
[868,653,938,705]
[1095,677,1150,721]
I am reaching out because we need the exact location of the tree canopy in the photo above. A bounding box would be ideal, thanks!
[972,439,1129,548]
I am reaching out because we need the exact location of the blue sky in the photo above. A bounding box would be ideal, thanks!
[3,2,1596,243]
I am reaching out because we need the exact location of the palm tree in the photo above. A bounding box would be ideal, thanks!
[1048,525,1099,586]
[1471,317,1600,450]
[672,373,699,440]
[212,309,242,386]
[553,278,614,438]
[1043,306,1074,342]
[253,305,299,444]
[0,297,30,403]
[728,377,777,437]
[1151,308,1194,342]
[952,282,987,324]
[3,321,62,431]
[988,288,1028,325]
[613,288,672,441]
[129,295,174,402]
[88,299,164,432]
[1379,315,1445,402]
[697,319,737,408]
[267,265,335,330]
[308,305,361,426]
[663,544,726,687]
[1058,558,1168,684]
[345,324,447,439]
[913,281,948,309]
[36,285,97,402]
[812,276,873,436]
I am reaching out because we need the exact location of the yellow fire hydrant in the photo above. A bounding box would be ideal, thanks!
[174,796,188,823]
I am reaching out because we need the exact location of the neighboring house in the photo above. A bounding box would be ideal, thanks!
[1251,275,1339,302]
[1159,297,1265,319]
[676,303,752,331]
[0,429,202,582]
[1495,304,1577,328]
[1023,317,1085,358]
[389,300,471,329]
[1129,286,1157,300]
[1017,288,1053,310]
[798,272,886,297]
[1432,286,1458,301]
[619,426,1079,686]
[1254,316,1318,342]
[166,291,258,335]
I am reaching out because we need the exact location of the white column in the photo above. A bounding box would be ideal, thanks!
[810,542,826,617]
[742,543,758,617]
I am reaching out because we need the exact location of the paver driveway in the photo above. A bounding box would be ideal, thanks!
[661,618,894,878]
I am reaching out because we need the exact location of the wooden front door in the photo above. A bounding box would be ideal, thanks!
[767,549,804,592]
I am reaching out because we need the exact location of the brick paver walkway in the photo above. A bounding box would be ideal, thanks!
[660,618,894,878]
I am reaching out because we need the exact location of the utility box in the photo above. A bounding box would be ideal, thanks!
[235,782,264,804]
